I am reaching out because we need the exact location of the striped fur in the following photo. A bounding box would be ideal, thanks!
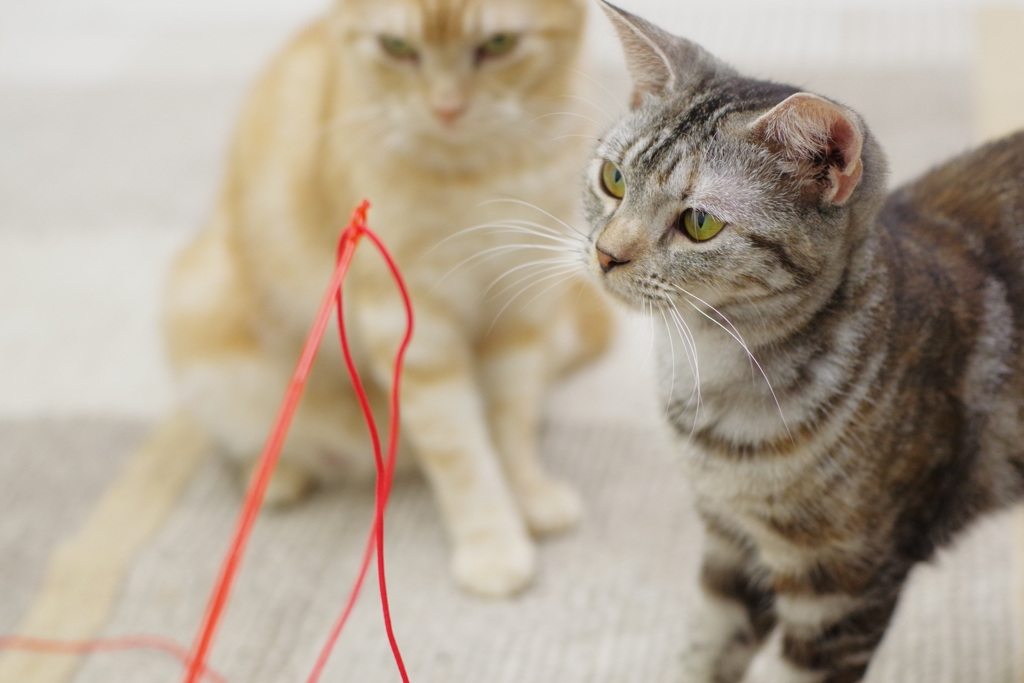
[163,0,612,598]
[584,3,1024,681]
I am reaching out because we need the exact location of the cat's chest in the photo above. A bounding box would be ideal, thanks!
[656,320,850,532]
[655,322,794,442]
[676,434,849,571]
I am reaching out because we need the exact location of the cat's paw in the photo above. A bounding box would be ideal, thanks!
[244,459,315,508]
[452,532,537,598]
[517,477,583,537]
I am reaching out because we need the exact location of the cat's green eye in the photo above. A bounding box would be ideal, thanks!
[601,161,625,199]
[380,35,418,61]
[682,209,726,242]
[477,33,519,60]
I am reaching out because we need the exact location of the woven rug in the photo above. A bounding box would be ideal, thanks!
[0,409,1020,682]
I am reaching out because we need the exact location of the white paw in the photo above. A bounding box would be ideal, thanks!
[244,459,314,508]
[517,477,583,537]
[740,629,824,683]
[452,531,537,598]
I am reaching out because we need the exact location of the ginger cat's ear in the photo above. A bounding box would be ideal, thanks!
[599,1,727,107]
[751,92,865,207]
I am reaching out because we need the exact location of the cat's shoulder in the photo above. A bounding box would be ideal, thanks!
[247,17,335,108]
[228,17,337,174]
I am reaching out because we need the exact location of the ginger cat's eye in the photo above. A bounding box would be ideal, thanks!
[601,161,625,199]
[380,36,418,61]
[682,209,726,241]
[477,33,519,61]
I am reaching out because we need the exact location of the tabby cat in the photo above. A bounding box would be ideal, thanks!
[163,0,611,598]
[584,3,1024,681]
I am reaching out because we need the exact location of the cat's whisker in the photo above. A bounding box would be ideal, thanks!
[666,300,704,423]
[676,293,790,439]
[480,198,589,238]
[674,285,756,378]
[424,224,503,257]
[629,301,646,375]
[487,263,578,304]
[553,94,616,125]
[528,111,604,129]
[664,299,700,394]
[547,134,602,144]
[733,292,772,337]
[486,268,579,333]
[631,296,650,342]
[475,242,577,255]
[558,67,627,117]
[659,308,678,416]
[431,243,571,291]
[424,221,579,258]
[483,258,577,300]
[486,220,583,246]
[662,304,704,441]
[476,228,577,247]
[516,270,582,314]
[636,297,657,380]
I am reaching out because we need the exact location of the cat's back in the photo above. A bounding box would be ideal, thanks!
[885,131,1024,256]
[878,131,1024,319]
[903,131,1024,206]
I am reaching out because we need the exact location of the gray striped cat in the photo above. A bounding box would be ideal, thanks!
[583,3,1024,682]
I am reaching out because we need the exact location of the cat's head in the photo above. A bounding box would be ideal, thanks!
[331,0,586,161]
[584,3,887,333]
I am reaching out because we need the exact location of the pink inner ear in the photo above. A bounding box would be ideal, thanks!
[754,93,865,206]
[829,155,863,206]
[824,113,864,206]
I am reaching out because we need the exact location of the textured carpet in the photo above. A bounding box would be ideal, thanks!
[0,416,1020,682]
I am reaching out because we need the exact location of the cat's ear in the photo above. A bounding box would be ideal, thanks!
[751,93,865,206]
[599,1,720,107]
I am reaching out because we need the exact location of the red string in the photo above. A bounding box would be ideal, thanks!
[182,199,413,683]
[304,208,414,683]
[301,209,413,683]
[0,201,412,683]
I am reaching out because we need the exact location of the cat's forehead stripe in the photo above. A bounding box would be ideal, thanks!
[421,0,472,41]
[620,133,657,168]
[636,89,734,169]
[634,79,800,171]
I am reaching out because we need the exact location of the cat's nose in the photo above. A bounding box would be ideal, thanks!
[596,246,631,273]
[433,105,466,126]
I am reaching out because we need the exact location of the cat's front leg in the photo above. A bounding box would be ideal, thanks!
[682,519,775,683]
[354,289,534,597]
[479,319,581,536]
[739,558,906,683]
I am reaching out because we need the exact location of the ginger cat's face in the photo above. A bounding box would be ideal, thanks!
[333,0,585,156]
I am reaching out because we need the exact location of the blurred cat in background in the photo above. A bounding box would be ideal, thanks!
[163,0,612,597]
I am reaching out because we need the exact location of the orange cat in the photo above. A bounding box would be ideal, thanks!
[163,0,611,597]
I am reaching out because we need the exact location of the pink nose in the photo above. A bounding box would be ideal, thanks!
[433,105,465,126]
[596,246,631,273]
